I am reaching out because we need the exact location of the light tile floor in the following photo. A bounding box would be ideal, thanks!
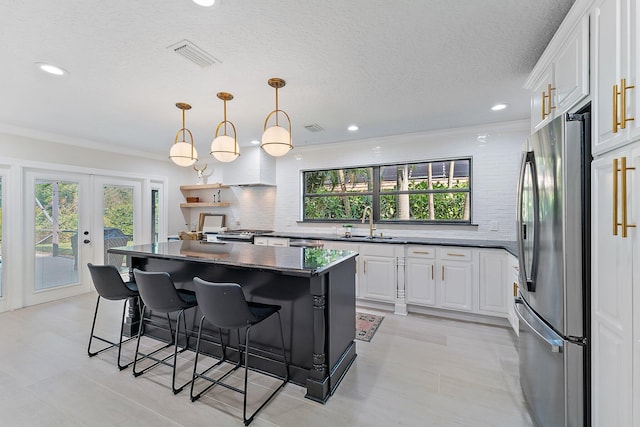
[0,293,533,426]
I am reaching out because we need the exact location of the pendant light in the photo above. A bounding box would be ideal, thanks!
[210,92,239,162]
[261,78,292,157]
[169,102,198,167]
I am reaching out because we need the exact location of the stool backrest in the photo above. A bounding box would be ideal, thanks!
[88,263,136,300]
[193,277,256,329]
[133,269,188,313]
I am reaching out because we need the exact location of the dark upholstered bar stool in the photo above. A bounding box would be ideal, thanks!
[191,277,289,426]
[132,269,198,394]
[87,263,140,370]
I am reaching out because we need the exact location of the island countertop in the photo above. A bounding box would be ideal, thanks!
[109,240,358,277]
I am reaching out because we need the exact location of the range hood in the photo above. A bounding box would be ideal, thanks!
[222,146,276,186]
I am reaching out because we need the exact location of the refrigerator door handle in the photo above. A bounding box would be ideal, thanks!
[516,151,540,292]
[514,297,564,353]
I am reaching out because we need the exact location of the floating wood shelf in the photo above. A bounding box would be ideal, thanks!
[180,202,230,208]
[180,183,228,191]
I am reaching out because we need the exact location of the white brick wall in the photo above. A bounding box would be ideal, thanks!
[222,120,528,241]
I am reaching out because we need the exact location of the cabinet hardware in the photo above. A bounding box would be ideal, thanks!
[546,84,555,117]
[614,158,619,234]
[431,265,434,280]
[364,260,366,275]
[441,265,444,281]
[447,253,465,257]
[512,265,519,271]
[613,83,620,133]
[513,282,518,297]
[620,78,635,130]
[613,157,636,237]
[413,250,431,255]
[541,84,555,120]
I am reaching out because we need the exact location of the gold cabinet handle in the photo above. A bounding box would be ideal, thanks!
[364,260,366,275]
[431,264,434,280]
[621,157,636,237]
[614,158,619,235]
[614,157,636,237]
[513,282,518,297]
[613,83,620,133]
[620,78,635,130]
[413,250,432,255]
[447,253,465,257]
[441,265,445,281]
[547,83,556,114]
[541,90,547,119]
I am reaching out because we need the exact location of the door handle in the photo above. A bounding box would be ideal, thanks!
[514,298,563,353]
[83,239,91,244]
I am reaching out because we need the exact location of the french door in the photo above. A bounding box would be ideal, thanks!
[23,170,143,306]
[24,170,92,306]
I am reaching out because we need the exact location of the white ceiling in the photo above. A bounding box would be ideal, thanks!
[0,0,575,159]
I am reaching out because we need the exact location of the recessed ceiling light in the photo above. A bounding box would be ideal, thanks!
[250,139,260,145]
[35,62,67,76]
[193,0,216,6]
[347,125,359,132]
[491,103,507,111]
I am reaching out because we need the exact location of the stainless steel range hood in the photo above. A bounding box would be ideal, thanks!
[222,146,276,186]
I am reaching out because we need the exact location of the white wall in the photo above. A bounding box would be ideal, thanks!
[264,120,528,241]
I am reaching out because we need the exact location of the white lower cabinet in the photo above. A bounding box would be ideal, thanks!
[406,246,436,306]
[477,249,509,317]
[406,246,475,314]
[358,243,401,303]
[505,254,520,335]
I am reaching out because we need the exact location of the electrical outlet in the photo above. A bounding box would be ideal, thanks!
[235,220,241,226]
[489,221,499,231]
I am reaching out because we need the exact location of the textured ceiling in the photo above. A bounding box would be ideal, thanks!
[0,0,575,159]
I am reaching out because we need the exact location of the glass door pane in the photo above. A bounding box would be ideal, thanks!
[102,184,134,270]
[34,180,79,290]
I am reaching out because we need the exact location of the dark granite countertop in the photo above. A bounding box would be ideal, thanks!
[264,231,518,257]
[109,240,358,277]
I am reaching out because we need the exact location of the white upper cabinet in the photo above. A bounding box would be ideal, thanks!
[527,14,589,132]
[593,0,640,155]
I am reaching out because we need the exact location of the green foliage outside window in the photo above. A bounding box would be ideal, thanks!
[303,159,471,223]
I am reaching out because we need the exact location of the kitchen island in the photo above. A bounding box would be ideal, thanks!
[109,240,358,403]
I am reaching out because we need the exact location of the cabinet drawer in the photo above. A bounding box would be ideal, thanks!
[406,245,436,258]
[438,247,472,261]
[359,243,397,257]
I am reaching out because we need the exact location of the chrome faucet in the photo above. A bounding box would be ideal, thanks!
[361,206,375,238]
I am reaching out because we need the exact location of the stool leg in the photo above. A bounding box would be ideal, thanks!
[116,300,131,370]
[132,305,147,377]
[87,295,101,357]
[190,315,206,402]
[243,325,253,425]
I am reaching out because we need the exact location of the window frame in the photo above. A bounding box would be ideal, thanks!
[301,157,473,224]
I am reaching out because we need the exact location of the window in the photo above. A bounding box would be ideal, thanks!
[302,158,471,223]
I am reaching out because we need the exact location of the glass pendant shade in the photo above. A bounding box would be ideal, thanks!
[261,77,292,157]
[170,141,198,166]
[261,125,292,157]
[210,134,239,162]
[169,102,198,167]
[209,92,239,163]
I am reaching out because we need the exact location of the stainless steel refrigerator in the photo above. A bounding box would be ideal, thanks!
[515,110,590,427]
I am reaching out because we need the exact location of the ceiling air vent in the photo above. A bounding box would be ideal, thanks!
[167,39,220,68]
[304,124,324,133]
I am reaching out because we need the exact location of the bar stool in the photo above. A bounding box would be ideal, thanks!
[190,277,289,426]
[87,263,140,370]
[132,269,198,394]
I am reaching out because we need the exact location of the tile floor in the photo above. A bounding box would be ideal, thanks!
[0,293,533,426]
